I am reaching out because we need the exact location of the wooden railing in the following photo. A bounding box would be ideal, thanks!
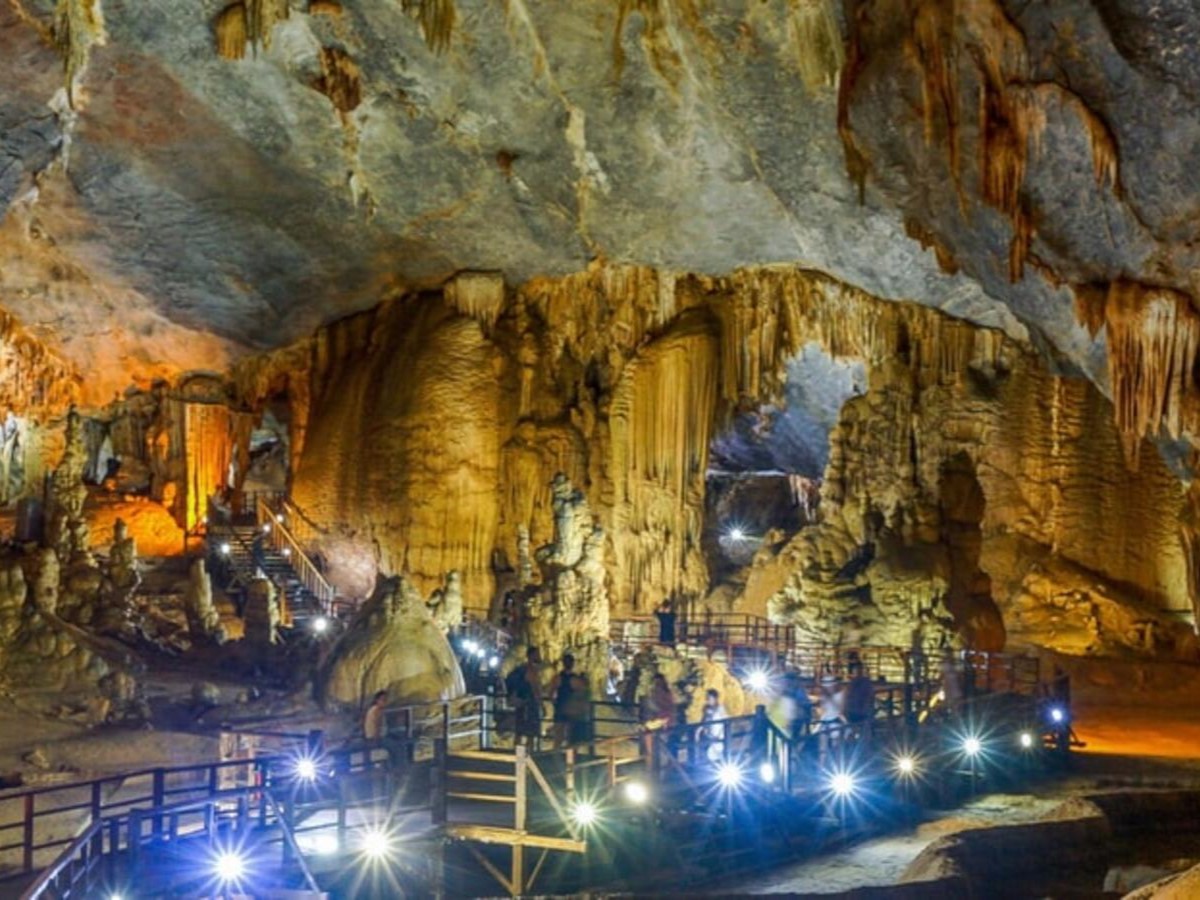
[0,735,395,883]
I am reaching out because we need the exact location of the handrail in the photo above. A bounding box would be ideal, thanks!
[262,788,321,893]
[256,496,338,615]
[18,819,102,900]
[207,502,296,625]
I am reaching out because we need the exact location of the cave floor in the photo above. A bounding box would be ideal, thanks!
[710,751,1200,896]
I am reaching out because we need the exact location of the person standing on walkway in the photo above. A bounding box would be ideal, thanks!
[506,646,544,748]
[699,688,729,762]
[640,672,676,757]
[655,599,677,646]
[363,690,388,742]
[552,653,587,748]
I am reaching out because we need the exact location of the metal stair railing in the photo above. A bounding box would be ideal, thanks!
[206,504,295,627]
[256,496,340,617]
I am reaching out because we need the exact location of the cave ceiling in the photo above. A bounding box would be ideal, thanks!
[1,0,1194,409]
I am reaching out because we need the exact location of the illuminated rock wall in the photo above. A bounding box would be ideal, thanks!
[240,264,1197,654]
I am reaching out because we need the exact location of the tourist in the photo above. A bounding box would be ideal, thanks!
[844,661,876,740]
[817,666,845,757]
[505,646,544,748]
[772,672,813,741]
[552,653,583,748]
[698,688,728,763]
[655,599,677,646]
[640,672,676,757]
[940,650,963,712]
[363,689,388,742]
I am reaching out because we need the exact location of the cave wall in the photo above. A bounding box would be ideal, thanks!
[750,303,1193,654]
[247,264,1196,654]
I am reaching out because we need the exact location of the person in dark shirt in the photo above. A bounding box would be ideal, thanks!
[655,599,677,646]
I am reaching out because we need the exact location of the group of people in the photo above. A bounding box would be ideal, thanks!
[504,647,593,748]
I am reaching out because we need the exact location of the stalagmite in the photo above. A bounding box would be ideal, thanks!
[184,558,224,644]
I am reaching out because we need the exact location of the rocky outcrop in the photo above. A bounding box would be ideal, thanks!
[0,0,1027,407]
[319,573,464,708]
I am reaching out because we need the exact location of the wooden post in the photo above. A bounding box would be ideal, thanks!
[431,739,447,825]
[152,770,165,837]
[128,810,141,866]
[565,748,576,803]
[513,745,528,896]
[22,793,33,872]
[91,781,102,828]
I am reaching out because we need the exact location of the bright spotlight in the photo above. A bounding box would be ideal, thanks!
[463,639,477,653]
[716,761,744,789]
[1019,732,1034,749]
[571,801,599,827]
[109,894,125,900]
[219,542,231,555]
[488,655,500,668]
[1049,707,1065,724]
[728,527,746,541]
[262,522,271,533]
[275,513,284,523]
[896,755,917,776]
[474,647,486,658]
[623,780,649,804]
[829,772,855,797]
[962,736,982,757]
[282,547,292,557]
[359,827,392,860]
[759,762,777,784]
[312,616,329,635]
[745,669,770,692]
[294,757,318,781]
[214,850,246,883]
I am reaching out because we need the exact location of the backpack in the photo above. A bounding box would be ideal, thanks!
[505,664,529,699]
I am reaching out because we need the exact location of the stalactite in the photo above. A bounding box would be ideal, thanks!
[214,0,288,61]
[0,311,80,418]
[182,402,233,532]
[312,46,362,113]
[1099,282,1200,468]
[788,0,843,89]
[402,0,456,54]
[444,272,505,331]
[51,0,105,107]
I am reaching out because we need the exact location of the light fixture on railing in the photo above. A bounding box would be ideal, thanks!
[276,513,284,523]
[282,547,292,558]
[213,850,246,883]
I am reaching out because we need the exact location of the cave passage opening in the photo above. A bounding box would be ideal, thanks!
[240,398,291,497]
[704,342,866,583]
[937,450,1005,651]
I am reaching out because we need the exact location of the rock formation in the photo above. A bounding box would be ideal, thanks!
[426,569,463,635]
[243,577,281,651]
[44,410,90,564]
[183,557,225,644]
[319,574,464,708]
[506,475,612,692]
[0,556,107,691]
